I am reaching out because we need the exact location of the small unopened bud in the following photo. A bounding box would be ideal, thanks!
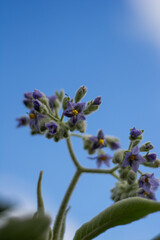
[92,96,102,105]
[119,167,130,180]
[62,97,70,110]
[105,136,120,150]
[75,86,87,103]
[33,100,49,115]
[112,149,125,164]
[55,90,64,102]
[127,170,137,185]
[140,142,154,152]
[76,120,86,133]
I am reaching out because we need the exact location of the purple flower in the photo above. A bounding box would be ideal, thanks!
[93,97,102,106]
[138,189,156,201]
[88,153,112,168]
[146,153,157,162]
[130,127,142,139]
[16,116,29,127]
[48,95,58,111]
[33,100,41,112]
[33,89,43,99]
[63,101,86,125]
[121,146,146,173]
[110,141,120,150]
[90,130,107,150]
[23,92,33,108]
[45,122,57,135]
[139,173,159,194]
[29,109,45,131]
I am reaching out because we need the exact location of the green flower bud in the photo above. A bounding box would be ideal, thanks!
[76,120,86,133]
[112,149,125,164]
[127,170,137,185]
[119,167,130,180]
[83,101,99,115]
[82,135,92,149]
[55,89,64,102]
[75,86,87,103]
[53,98,61,110]
[62,97,70,110]
[140,142,154,152]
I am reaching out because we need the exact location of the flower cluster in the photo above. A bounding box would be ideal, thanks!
[16,86,102,141]
[17,88,160,202]
[111,127,160,201]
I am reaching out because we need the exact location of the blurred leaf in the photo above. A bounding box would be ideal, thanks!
[0,201,12,215]
[59,206,71,240]
[152,234,160,240]
[73,197,160,240]
[37,170,45,216]
[0,215,51,240]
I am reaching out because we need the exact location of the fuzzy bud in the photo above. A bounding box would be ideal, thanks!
[112,149,125,164]
[83,97,102,115]
[33,100,49,115]
[119,167,130,180]
[127,170,137,185]
[76,120,86,133]
[105,136,120,150]
[62,97,70,110]
[75,86,87,103]
[140,142,154,152]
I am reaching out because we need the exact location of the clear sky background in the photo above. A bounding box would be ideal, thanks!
[1,0,160,239]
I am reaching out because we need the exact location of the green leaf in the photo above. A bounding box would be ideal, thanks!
[0,215,51,240]
[152,234,160,240]
[37,170,45,216]
[0,201,12,215]
[73,197,160,240]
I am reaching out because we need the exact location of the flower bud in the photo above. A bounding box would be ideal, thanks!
[33,100,49,115]
[83,97,102,115]
[62,97,70,110]
[112,149,125,164]
[76,120,86,133]
[127,170,137,185]
[55,89,64,102]
[119,167,130,180]
[105,136,120,150]
[140,142,154,152]
[74,86,87,103]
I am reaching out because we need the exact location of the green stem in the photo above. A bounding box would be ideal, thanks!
[70,133,83,138]
[81,165,119,174]
[52,170,82,240]
[111,172,122,181]
[66,136,82,169]
[60,115,64,122]
[138,169,143,175]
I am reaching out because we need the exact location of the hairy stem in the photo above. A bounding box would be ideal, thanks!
[81,165,119,174]
[66,136,83,169]
[52,170,81,240]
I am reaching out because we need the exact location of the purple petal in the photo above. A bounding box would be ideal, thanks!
[97,129,105,139]
[137,154,146,163]
[132,145,139,155]
[131,161,139,173]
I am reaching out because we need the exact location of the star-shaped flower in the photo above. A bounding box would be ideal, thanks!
[121,146,146,173]
[90,129,107,150]
[63,101,86,125]
[138,173,159,194]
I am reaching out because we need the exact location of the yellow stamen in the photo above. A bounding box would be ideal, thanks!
[72,109,78,116]
[145,177,149,183]
[100,156,106,161]
[130,155,135,161]
[98,139,104,145]
[144,191,148,196]
[29,113,35,119]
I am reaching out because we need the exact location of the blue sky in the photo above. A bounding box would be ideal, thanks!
[1,1,160,239]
